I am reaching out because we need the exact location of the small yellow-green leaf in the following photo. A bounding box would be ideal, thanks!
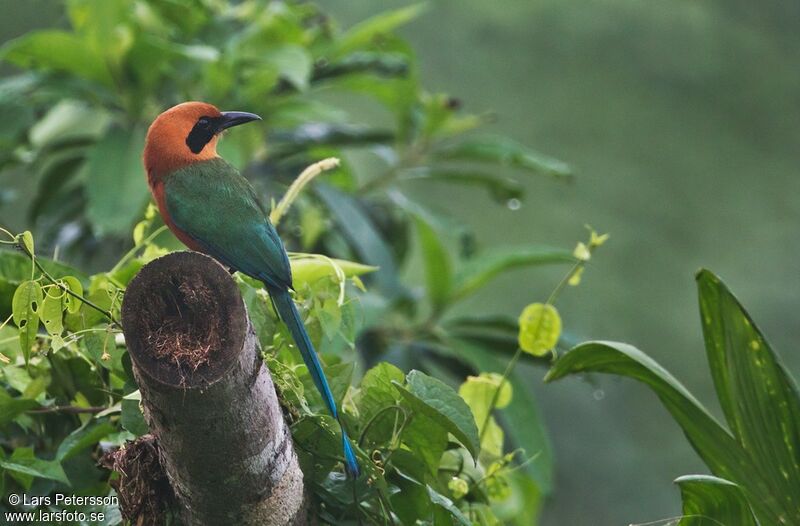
[290,254,377,287]
[518,303,561,356]
[12,281,42,326]
[19,231,34,256]
[568,266,584,287]
[573,242,591,261]
[40,288,64,336]
[12,281,42,362]
[62,276,83,314]
[589,230,610,248]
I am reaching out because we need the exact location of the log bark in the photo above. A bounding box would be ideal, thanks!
[121,251,309,525]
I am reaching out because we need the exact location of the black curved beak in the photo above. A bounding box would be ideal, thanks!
[217,111,262,132]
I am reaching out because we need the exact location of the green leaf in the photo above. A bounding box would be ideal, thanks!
[696,269,800,523]
[417,170,524,203]
[356,362,405,445]
[0,448,69,486]
[455,338,553,492]
[0,390,39,427]
[452,246,575,301]
[316,184,401,297]
[394,370,480,460]
[19,231,34,256]
[435,135,572,179]
[12,280,43,363]
[28,100,110,148]
[0,30,115,86]
[333,4,428,57]
[265,45,312,91]
[289,255,377,288]
[40,287,64,336]
[414,216,452,311]
[675,475,758,526]
[62,276,83,314]
[427,484,471,526]
[518,303,561,356]
[545,341,777,523]
[56,420,115,462]
[85,126,148,235]
[0,251,87,319]
[121,382,148,437]
[459,373,512,455]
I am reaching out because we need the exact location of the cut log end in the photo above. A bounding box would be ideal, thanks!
[121,251,248,389]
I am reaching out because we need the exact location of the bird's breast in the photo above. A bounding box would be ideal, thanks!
[150,179,205,253]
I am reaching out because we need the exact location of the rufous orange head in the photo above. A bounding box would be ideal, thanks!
[143,101,261,182]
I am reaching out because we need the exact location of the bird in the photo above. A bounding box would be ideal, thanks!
[142,101,360,477]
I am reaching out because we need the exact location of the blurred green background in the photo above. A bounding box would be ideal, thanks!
[3,1,799,524]
[326,1,800,524]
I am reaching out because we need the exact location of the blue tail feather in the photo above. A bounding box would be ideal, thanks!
[270,287,360,477]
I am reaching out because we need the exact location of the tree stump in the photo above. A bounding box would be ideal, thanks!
[120,251,309,525]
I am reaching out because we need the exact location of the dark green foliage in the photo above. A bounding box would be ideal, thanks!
[547,270,800,525]
[0,0,587,524]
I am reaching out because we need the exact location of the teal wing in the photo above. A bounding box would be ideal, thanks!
[164,158,292,290]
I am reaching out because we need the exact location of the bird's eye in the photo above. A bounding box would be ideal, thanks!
[198,117,210,127]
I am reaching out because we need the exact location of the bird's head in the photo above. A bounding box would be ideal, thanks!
[143,101,261,180]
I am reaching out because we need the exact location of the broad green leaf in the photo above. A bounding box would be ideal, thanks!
[0,448,69,485]
[394,370,480,460]
[0,30,114,86]
[356,362,405,445]
[545,341,778,523]
[696,270,800,523]
[333,4,427,57]
[0,390,39,427]
[402,409,449,475]
[426,485,471,526]
[85,126,148,235]
[12,280,42,362]
[265,45,312,91]
[56,420,115,462]
[418,170,523,203]
[316,184,401,296]
[452,246,575,301]
[415,216,452,311]
[40,287,65,336]
[518,303,561,356]
[28,100,110,148]
[289,255,377,287]
[675,475,758,526]
[435,135,572,179]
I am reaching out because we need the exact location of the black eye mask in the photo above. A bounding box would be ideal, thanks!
[185,116,221,154]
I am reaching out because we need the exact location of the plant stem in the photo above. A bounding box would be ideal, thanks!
[270,157,340,226]
[109,224,167,275]
[27,405,106,415]
[479,345,522,443]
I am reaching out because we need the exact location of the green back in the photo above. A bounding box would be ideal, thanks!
[164,158,291,290]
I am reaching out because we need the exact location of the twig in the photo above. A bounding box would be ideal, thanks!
[28,405,106,415]
[270,157,340,226]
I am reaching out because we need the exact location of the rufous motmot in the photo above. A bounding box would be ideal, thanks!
[143,101,359,477]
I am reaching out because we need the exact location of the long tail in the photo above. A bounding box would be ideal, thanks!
[270,287,360,478]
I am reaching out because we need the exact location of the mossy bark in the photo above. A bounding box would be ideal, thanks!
[120,251,309,525]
